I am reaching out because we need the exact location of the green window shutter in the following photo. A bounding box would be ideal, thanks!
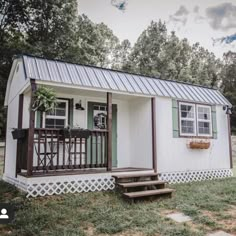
[69,99,74,127]
[172,99,179,138]
[211,106,217,139]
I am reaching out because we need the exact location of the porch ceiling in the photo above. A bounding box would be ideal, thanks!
[22,54,231,106]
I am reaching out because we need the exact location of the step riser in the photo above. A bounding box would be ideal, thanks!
[126,192,172,203]
[116,176,158,183]
[121,184,166,193]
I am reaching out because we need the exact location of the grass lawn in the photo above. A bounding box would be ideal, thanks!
[0,177,235,236]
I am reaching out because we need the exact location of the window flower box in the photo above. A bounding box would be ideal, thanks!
[61,128,91,139]
[189,141,210,149]
[12,129,26,140]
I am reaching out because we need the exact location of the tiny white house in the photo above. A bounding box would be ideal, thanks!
[3,55,233,198]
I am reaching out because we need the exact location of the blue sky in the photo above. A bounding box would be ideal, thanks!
[79,0,236,58]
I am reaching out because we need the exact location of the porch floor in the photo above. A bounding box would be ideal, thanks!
[18,167,153,178]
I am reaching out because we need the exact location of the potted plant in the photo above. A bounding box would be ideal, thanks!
[61,126,91,139]
[11,128,26,140]
[31,86,57,113]
[31,86,57,127]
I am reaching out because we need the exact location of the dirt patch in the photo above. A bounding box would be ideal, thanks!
[201,208,236,235]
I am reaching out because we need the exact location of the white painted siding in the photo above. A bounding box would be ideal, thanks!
[156,97,230,173]
[129,98,152,169]
[4,61,28,178]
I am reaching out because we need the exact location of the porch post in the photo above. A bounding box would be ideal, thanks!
[107,92,112,171]
[151,97,157,173]
[227,114,233,169]
[16,94,24,177]
[27,79,36,176]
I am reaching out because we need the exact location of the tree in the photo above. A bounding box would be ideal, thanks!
[221,51,236,133]
[112,39,131,70]
[125,20,168,77]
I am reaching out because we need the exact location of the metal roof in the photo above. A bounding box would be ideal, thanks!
[22,55,231,106]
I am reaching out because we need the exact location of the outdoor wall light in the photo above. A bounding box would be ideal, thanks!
[75,100,85,110]
[223,105,232,115]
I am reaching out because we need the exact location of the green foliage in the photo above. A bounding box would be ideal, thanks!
[221,51,236,132]
[122,21,221,88]
[32,86,57,112]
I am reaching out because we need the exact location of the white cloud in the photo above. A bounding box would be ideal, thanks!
[206,3,236,31]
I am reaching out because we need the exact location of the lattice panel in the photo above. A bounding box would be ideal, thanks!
[27,175,115,198]
[159,169,233,184]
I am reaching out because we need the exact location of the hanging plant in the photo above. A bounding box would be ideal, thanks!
[32,86,57,112]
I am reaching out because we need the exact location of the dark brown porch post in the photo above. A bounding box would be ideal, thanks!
[227,114,233,169]
[15,94,24,177]
[107,92,112,171]
[27,79,36,176]
[151,97,157,173]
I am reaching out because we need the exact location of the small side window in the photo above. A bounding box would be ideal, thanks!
[179,103,196,136]
[197,105,212,136]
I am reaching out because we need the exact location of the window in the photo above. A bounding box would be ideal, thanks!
[93,105,107,130]
[197,105,212,136]
[179,102,212,137]
[44,100,68,128]
[179,103,196,136]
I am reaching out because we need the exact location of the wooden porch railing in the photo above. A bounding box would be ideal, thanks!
[17,128,108,176]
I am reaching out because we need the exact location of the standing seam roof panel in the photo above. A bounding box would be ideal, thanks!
[35,59,49,81]
[46,60,62,83]
[171,82,188,100]
[109,72,127,91]
[66,64,82,85]
[83,67,101,88]
[142,77,157,95]
[166,81,183,99]
[146,78,163,96]
[132,75,150,94]
[202,88,217,104]
[101,70,119,90]
[124,74,143,93]
[116,72,135,92]
[75,66,92,87]
[92,68,111,89]
[153,79,170,97]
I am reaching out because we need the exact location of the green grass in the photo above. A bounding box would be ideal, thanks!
[0,178,235,236]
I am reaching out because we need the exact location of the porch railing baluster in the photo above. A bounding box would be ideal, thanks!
[96,132,98,167]
[37,130,41,170]
[74,137,77,168]
[56,130,60,169]
[44,130,48,172]
[101,132,103,167]
[79,137,82,168]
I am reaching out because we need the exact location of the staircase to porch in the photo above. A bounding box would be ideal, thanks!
[112,173,174,202]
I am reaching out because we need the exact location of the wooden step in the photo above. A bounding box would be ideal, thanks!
[123,188,174,199]
[118,180,166,188]
[112,173,158,179]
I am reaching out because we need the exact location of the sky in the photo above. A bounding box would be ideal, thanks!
[78,0,236,58]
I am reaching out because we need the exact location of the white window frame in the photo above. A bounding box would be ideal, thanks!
[43,99,69,128]
[196,104,212,137]
[179,102,196,136]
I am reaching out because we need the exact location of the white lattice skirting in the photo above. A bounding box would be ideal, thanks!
[3,168,233,197]
[158,169,233,184]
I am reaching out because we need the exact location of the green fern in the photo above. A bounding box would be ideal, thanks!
[32,86,57,112]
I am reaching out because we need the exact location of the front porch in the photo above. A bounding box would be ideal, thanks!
[14,81,157,178]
